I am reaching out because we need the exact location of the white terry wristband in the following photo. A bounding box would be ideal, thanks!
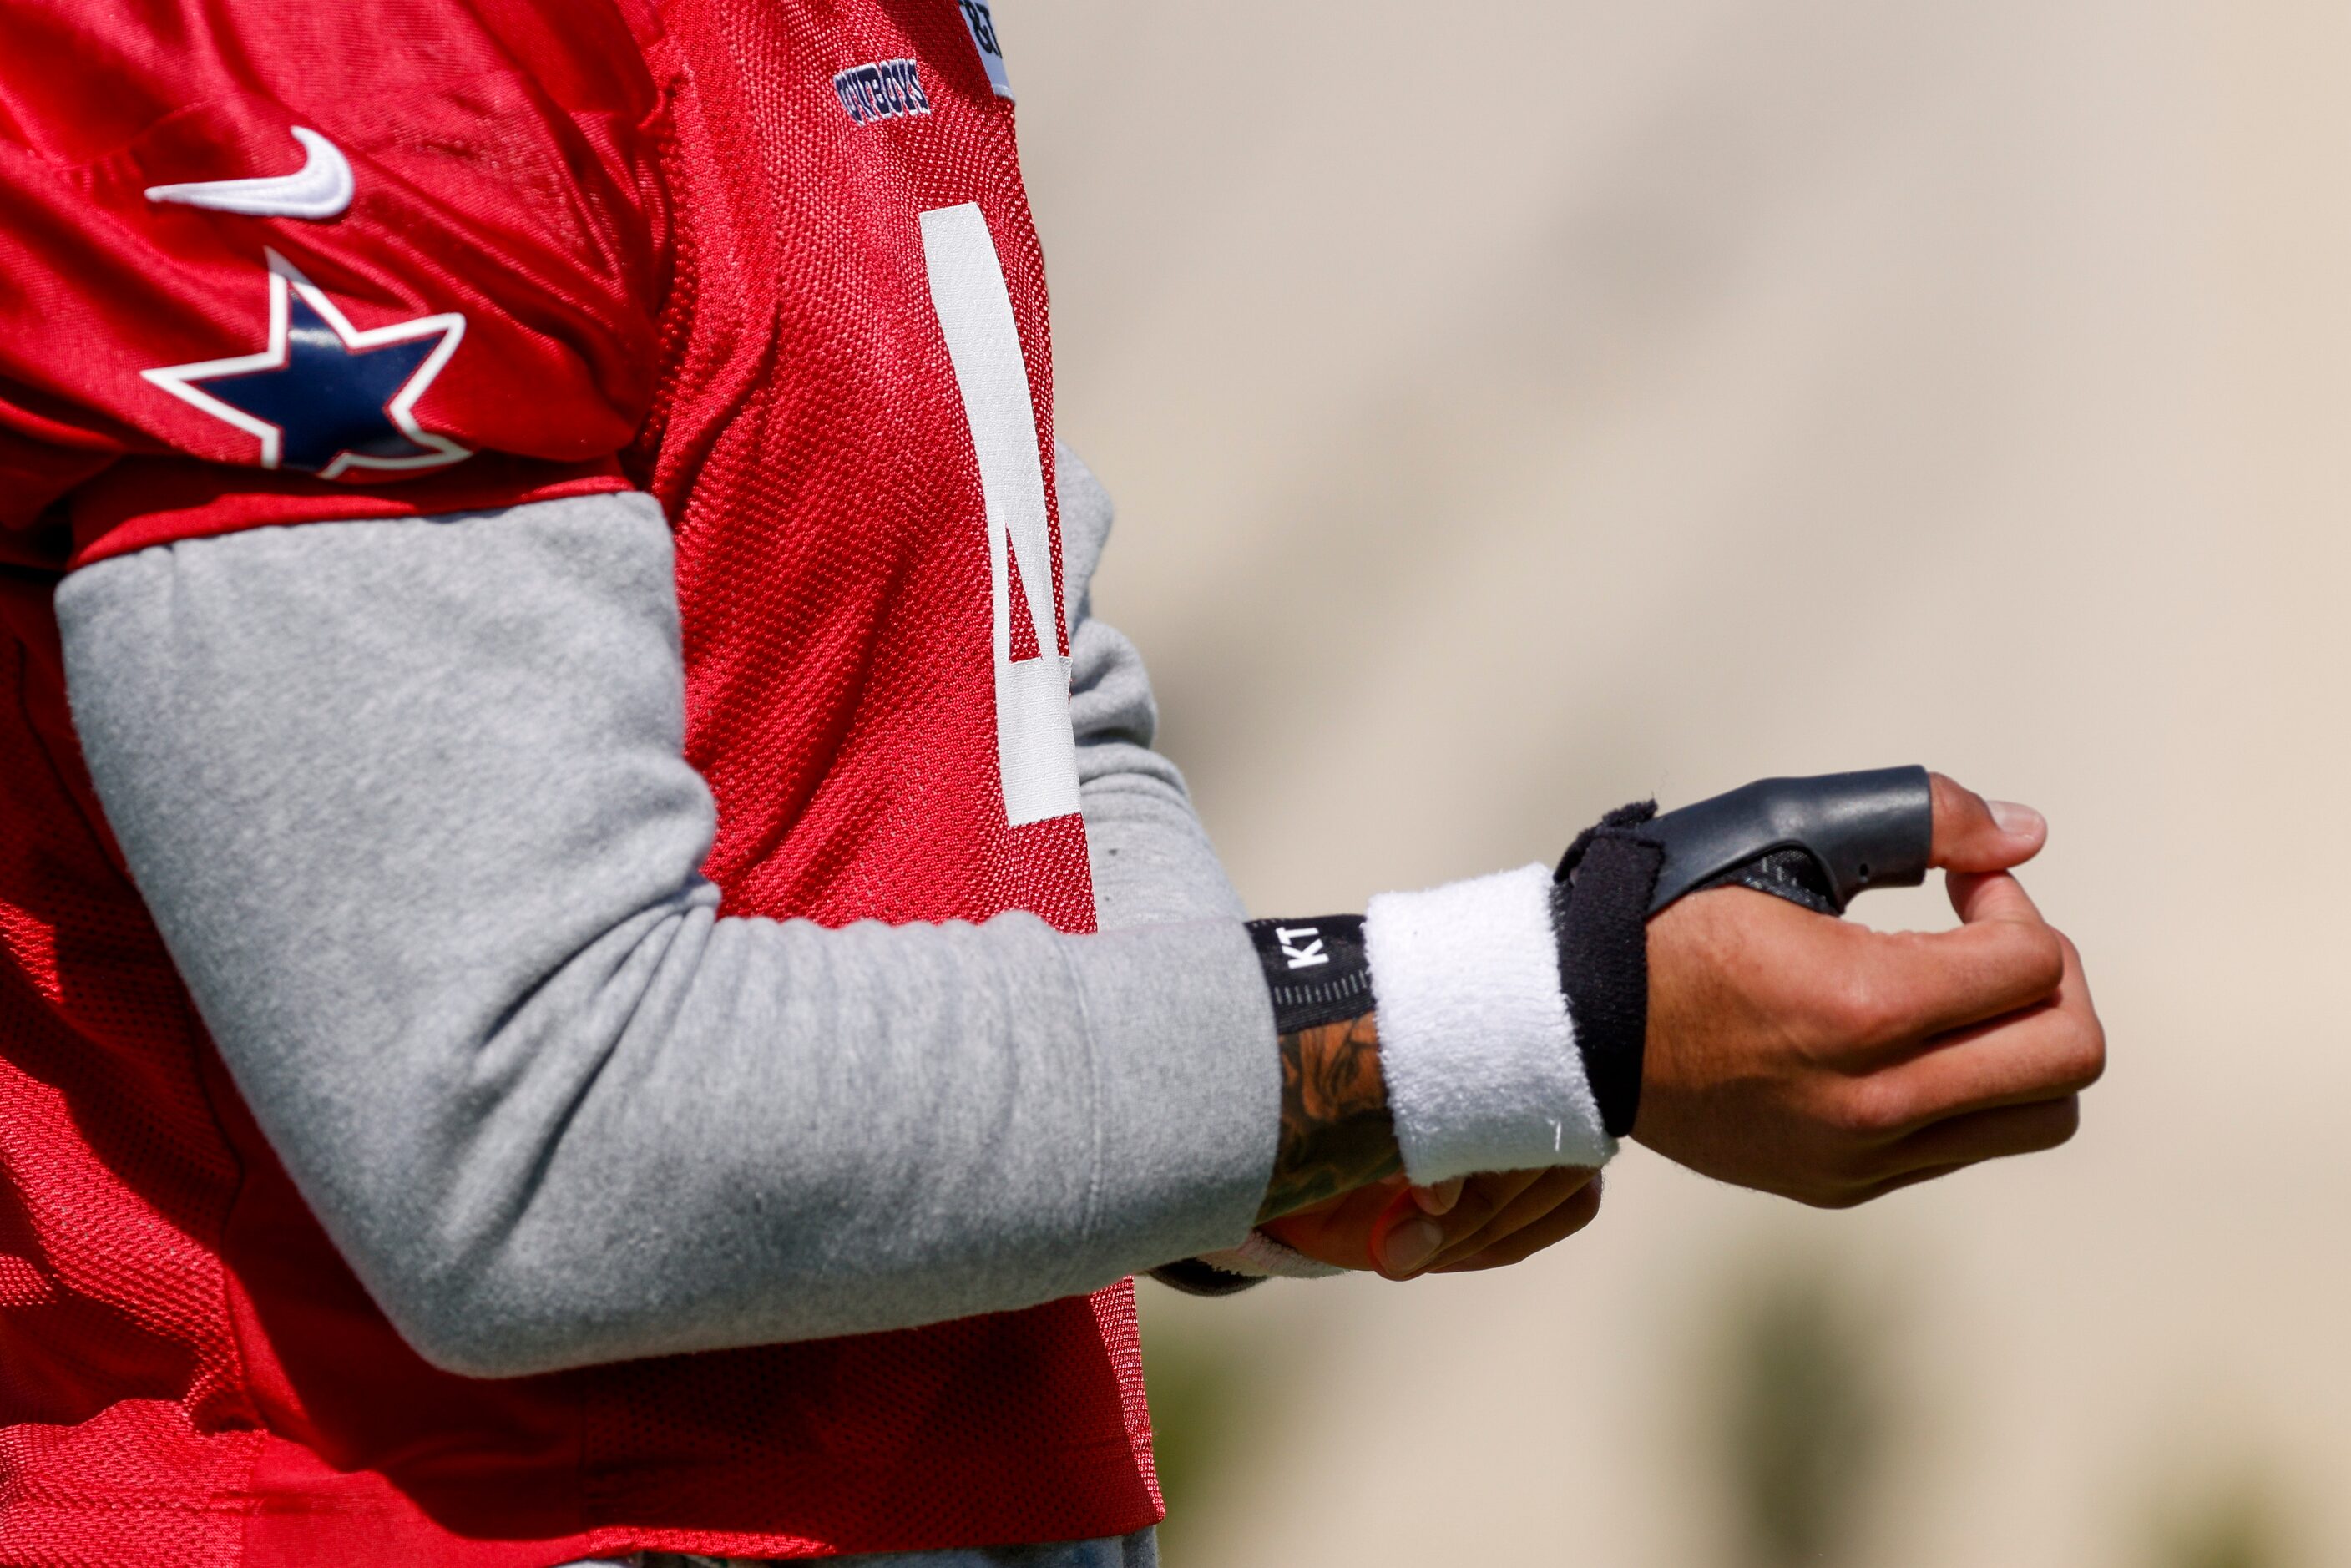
[1364,862,1615,1186]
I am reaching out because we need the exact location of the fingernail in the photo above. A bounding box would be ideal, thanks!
[1988,801,2044,837]
[1378,1216,1445,1277]
[1412,1178,1464,1216]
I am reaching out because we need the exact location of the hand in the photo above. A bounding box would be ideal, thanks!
[1261,1166,1604,1278]
[1636,774,2104,1206]
[1250,981,1605,1274]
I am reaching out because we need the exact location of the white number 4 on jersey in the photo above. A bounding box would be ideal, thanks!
[918,202,1081,828]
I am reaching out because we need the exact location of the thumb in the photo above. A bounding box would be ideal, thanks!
[1931,772,2047,873]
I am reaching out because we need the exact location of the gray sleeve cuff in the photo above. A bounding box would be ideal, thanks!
[1192,1229,1347,1280]
[1150,1227,1345,1297]
[1062,919,1280,1274]
[1364,863,1615,1185]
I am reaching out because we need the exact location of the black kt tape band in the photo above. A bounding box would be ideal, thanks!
[1150,918,1376,1301]
[1245,915,1373,1035]
[1553,766,1936,1139]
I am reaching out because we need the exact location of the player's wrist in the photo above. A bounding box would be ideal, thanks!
[1361,864,1615,1186]
[1246,846,1645,1219]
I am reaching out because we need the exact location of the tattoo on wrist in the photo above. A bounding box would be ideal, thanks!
[1259,1011,1400,1223]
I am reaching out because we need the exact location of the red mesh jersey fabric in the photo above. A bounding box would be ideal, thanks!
[0,588,261,1566]
[0,0,1163,1560]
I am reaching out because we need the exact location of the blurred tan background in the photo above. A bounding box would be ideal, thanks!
[1008,2,2351,1565]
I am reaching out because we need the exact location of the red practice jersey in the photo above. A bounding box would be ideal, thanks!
[0,1,1160,1561]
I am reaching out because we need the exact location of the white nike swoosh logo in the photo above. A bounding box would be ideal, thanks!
[145,127,353,220]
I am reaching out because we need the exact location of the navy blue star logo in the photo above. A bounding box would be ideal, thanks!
[143,249,470,478]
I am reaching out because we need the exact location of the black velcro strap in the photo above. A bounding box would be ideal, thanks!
[1554,802,1665,1139]
[1246,914,1373,1034]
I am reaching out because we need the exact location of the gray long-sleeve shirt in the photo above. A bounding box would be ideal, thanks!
[57,448,1284,1382]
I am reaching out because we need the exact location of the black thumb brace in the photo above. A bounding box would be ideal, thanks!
[1551,766,1937,1138]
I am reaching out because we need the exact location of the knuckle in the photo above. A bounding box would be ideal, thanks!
[2065,1019,2108,1090]
[1988,1098,2081,1157]
[1825,969,1897,1044]
[2024,1013,2106,1095]
[1802,1181,1875,1211]
[2033,928,2069,990]
[1825,1079,1906,1141]
[2027,1096,2083,1151]
[1561,1186,1604,1234]
[2006,923,2066,995]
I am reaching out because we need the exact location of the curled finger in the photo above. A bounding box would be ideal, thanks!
[1423,1166,1598,1272]
[1430,1176,1605,1272]
[1881,1095,2084,1179]
[1372,1169,1545,1278]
